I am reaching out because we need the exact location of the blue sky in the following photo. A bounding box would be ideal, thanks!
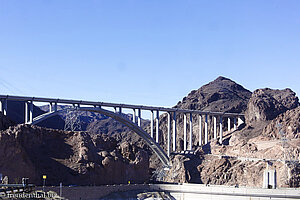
[0,0,299,107]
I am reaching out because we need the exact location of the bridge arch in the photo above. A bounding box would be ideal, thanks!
[30,106,170,167]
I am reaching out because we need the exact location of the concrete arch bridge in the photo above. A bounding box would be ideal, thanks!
[0,95,244,167]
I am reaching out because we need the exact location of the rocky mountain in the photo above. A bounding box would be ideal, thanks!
[174,76,252,113]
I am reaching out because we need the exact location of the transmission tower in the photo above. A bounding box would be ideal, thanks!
[64,106,82,131]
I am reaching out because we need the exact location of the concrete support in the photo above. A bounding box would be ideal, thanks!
[219,116,223,144]
[205,114,208,144]
[234,117,237,130]
[49,103,53,112]
[183,113,187,150]
[155,110,159,143]
[189,113,192,150]
[25,101,28,123]
[132,109,136,123]
[213,116,217,140]
[54,102,57,112]
[119,107,122,114]
[137,109,141,127]
[199,115,202,146]
[29,101,33,123]
[0,99,7,116]
[167,112,171,157]
[228,117,231,131]
[150,110,154,138]
[114,107,117,113]
[172,112,176,152]
[25,101,33,124]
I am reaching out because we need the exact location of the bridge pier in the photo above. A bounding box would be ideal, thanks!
[0,99,7,116]
[204,114,208,144]
[198,114,202,146]
[213,116,217,140]
[49,103,53,112]
[183,113,187,150]
[234,117,237,130]
[167,112,171,157]
[219,116,223,143]
[189,113,192,150]
[132,109,136,123]
[155,110,159,143]
[25,101,33,124]
[150,110,154,138]
[228,117,231,131]
[172,112,176,152]
[137,109,141,127]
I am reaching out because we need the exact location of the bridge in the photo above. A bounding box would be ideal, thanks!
[0,95,244,167]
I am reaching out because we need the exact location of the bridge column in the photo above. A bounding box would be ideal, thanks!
[29,101,33,123]
[25,101,28,123]
[119,107,122,114]
[25,101,33,124]
[49,103,53,112]
[219,116,223,144]
[167,112,171,157]
[0,99,7,116]
[132,109,136,123]
[213,116,217,140]
[205,114,208,144]
[228,117,231,131]
[198,114,202,146]
[234,117,237,130]
[155,110,159,143]
[138,109,141,127]
[172,111,176,152]
[54,102,58,112]
[150,110,154,138]
[183,113,187,150]
[189,113,192,150]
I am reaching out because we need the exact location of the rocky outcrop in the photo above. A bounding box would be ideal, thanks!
[245,88,299,125]
[230,88,299,145]
[0,124,149,186]
[262,106,300,139]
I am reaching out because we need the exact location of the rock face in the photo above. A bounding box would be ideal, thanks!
[262,106,300,139]
[245,88,299,125]
[163,153,298,188]
[0,124,149,186]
